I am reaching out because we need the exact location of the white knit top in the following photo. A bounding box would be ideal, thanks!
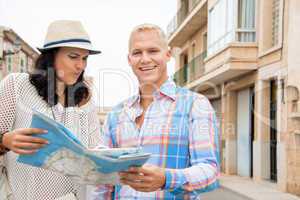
[0,73,101,200]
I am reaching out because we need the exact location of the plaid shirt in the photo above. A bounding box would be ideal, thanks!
[95,79,220,200]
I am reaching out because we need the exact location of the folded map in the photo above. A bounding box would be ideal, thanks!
[17,110,150,184]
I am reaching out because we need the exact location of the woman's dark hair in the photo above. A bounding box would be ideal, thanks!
[29,48,89,107]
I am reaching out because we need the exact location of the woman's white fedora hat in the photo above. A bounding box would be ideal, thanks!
[38,20,101,54]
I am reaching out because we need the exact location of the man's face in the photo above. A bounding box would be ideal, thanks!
[128,30,171,87]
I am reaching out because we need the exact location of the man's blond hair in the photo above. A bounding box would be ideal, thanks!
[128,23,168,51]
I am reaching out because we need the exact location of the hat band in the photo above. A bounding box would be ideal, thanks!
[44,38,91,48]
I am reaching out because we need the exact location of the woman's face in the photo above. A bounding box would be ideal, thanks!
[54,47,89,85]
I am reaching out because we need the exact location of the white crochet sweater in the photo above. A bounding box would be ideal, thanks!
[0,73,101,200]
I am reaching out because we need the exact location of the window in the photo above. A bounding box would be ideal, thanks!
[20,59,24,72]
[208,0,235,56]
[18,52,29,73]
[203,32,208,58]
[237,0,256,42]
[182,53,188,84]
[272,0,280,46]
[178,0,189,25]
[208,0,256,56]
[260,0,283,52]
[7,56,12,72]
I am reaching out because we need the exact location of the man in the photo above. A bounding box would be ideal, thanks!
[98,24,220,199]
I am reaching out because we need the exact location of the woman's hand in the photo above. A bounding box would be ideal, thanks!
[2,128,49,154]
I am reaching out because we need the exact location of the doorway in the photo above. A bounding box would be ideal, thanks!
[270,80,277,182]
[237,87,254,177]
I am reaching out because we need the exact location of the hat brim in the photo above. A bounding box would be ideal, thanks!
[37,43,101,55]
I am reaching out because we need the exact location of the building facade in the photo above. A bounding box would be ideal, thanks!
[168,0,300,196]
[0,26,39,80]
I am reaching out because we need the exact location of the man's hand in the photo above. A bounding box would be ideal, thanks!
[119,164,166,192]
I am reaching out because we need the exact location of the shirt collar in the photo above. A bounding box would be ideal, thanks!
[126,78,177,108]
[126,94,141,108]
[156,78,177,101]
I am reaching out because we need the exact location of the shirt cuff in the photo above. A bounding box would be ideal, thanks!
[163,169,187,191]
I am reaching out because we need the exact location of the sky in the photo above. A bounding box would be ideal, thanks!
[0,0,177,107]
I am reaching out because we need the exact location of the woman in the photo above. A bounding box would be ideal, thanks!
[0,20,101,200]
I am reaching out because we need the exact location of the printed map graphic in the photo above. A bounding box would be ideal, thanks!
[17,110,150,185]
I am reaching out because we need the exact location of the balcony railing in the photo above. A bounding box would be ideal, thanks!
[167,0,203,37]
[207,30,235,57]
[207,28,256,57]
[173,51,207,87]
